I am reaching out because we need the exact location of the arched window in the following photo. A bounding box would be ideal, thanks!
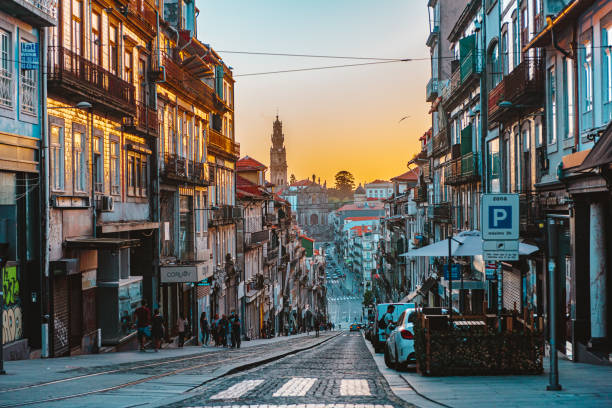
[310,214,318,225]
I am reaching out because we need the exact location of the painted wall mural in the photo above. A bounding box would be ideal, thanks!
[2,266,23,344]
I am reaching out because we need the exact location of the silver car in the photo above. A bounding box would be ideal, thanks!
[384,309,416,370]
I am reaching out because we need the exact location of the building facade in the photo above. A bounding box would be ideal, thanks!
[0,0,56,360]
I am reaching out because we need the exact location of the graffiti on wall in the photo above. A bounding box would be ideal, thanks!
[2,266,22,344]
[54,317,68,348]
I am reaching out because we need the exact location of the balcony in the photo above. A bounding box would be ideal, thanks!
[4,0,57,27]
[162,154,208,185]
[47,46,135,116]
[488,77,506,123]
[162,53,218,112]
[123,101,158,136]
[426,77,439,102]
[208,205,241,227]
[413,185,428,203]
[488,57,544,124]
[245,230,270,247]
[460,49,478,83]
[428,202,450,222]
[426,25,439,47]
[209,128,240,158]
[125,0,157,37]
[432,126,449,157]
[444,152,479,186]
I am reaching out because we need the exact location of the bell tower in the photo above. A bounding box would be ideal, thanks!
[270,115,288,186]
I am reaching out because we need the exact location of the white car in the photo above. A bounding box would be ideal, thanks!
[384,309,416,370]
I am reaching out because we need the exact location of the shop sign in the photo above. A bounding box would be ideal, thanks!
[161,264,206,283]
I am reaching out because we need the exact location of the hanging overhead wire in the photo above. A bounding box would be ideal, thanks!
[215,50,409,61]
[232,59,412,77]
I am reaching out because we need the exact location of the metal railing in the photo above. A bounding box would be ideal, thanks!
[503,57,544,103]
[0,69,13,108]
[488,77,505,121]
[209,128,240,157]
[135,101,158,134]
[432,126,449,156]
[426,77,438,102]
[47,46,135,110]
[126,0,157,35]
[20,0,57,19]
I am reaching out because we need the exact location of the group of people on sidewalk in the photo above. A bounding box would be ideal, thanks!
[199,311,241,348]
[133,300,191,352]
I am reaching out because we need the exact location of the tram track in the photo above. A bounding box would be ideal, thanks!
[0,333,341,408]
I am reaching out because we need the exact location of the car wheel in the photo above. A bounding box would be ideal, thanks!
[384,345,395,369]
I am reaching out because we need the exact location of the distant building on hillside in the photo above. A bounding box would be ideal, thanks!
[365,180,393,200]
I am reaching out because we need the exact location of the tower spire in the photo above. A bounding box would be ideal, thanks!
[270,114,288,186]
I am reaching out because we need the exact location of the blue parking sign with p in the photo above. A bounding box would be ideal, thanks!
[488,205,511,229]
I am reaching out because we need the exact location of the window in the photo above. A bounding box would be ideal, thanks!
[488,138,500,193]
[229,119,233,139]
[501,29,509,76]
[489,42,501,88]
[73,130,86,192]
[562,57,575,139]
[223,117,228,136]
[71,0,82,55]
[109,24,118,75]
[124,50,133,84]
[20,41,36,115]
[91,12,101,65]
[138,58,146,103]
[603,26,612,122]
[547,66,557,145]
[512,15,519,68]
[0,29,13,109]
[127,151,148,197]
[195,192,201,233]
[50,126,65,191]
[93,136,103,193]
[110,140,120,195]
[580,33,594,130]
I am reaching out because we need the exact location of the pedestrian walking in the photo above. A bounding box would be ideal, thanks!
[177,313,187,348]
[200,312,209,347]
[134,299,151,351]
[152,309,164,352]
[314,312,320,337]
[211,314,219,346]
[230,310,241,348]
[220,315,228,347]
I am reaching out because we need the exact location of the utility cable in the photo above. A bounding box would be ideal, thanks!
[233,59,412,77]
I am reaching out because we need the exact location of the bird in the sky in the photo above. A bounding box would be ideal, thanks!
[398,116,410,123]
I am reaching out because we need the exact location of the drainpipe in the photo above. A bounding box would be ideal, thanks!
[480,0,488,194]
[155,11,166,84]
[40,27,50,358]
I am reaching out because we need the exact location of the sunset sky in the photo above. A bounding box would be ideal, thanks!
[197,0,430,187]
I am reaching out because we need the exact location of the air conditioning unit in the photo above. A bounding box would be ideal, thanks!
[97,196,114,212]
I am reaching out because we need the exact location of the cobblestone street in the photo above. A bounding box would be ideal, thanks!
[167,332,413,408]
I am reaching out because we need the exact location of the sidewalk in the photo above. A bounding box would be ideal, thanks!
[365,335,612,408]
[0,331,328,392]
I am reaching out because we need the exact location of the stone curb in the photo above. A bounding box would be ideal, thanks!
[144,332,342,408]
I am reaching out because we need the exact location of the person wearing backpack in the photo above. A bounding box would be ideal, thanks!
[379,305,395,340]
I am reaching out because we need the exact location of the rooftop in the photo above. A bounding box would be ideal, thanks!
[237,156,267,171]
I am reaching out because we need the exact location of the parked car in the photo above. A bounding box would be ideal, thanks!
[349,323,360,332]
[372,302,415,353]
[384,309,417,370]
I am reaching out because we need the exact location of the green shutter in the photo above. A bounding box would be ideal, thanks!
[459,34,476,82]
[215,65,224,96]
[460,125,472,155]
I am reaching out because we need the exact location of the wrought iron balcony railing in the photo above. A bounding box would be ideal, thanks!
[426,77,438,102]
[5,0,57,26]
[432,126,449,156]
[47,46,135,115]
[209,128,240,157]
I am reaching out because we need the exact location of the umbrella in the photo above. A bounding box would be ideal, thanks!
[399,230,538,257]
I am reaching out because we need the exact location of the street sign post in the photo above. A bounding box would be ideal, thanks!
[482,194,519,260]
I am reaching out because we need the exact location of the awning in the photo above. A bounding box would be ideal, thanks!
[64,237,140,249]
[562,149,591,170]
[246,289,261,303]
[101,221,159,234]
[574,121,612,172]
[400,276,437,303]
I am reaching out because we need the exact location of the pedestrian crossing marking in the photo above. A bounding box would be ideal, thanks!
[189,405,393,408]
[272,377,317,397]
[340,379,371,396]
[209,379,264,400]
